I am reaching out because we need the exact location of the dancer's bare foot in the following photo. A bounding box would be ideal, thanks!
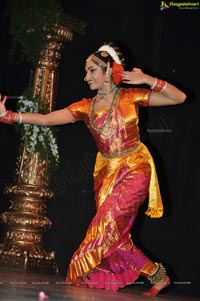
[143,276,170,296]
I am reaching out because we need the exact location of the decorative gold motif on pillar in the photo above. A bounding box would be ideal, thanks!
[0,18,86,273]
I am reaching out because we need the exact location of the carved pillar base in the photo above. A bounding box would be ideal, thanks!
[0,183,58,273]
[0,244,58,274]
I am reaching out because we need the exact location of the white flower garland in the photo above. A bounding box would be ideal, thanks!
[98,45,122,65]
[17,96,59,169]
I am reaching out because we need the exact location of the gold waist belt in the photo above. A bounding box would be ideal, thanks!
[100,144,139,159]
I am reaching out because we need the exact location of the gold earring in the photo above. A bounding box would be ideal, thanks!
[105,62,111,82]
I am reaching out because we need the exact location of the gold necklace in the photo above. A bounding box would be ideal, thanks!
[97,86,117,100]
[89,87,120,132]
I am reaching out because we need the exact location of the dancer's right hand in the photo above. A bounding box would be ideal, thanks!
[0,94,7,116]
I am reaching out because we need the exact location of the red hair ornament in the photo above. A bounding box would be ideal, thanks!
[112,62,124,85]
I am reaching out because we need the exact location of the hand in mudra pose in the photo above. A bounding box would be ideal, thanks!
[122,67,151,85]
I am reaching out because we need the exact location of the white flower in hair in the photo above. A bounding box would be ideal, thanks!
[98,45,122,65]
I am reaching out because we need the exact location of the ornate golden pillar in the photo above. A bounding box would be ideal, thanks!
[0,18,86,273]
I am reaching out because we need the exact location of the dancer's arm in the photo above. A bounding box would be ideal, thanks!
[122,68,186,106]
[0,95,75,126]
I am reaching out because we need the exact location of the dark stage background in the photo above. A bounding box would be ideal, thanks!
[0,0,200,297]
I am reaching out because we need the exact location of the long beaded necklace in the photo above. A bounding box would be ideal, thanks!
[89,87,120,132]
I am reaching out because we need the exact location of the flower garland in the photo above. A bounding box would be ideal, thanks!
[15,89,59,174]
[98,45,122,64]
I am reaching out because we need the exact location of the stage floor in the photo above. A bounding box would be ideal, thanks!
[0,269,198,301]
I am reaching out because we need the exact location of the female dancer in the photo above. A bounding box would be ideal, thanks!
[0,42,186,296]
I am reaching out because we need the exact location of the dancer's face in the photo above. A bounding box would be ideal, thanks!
[85,60,106,91]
